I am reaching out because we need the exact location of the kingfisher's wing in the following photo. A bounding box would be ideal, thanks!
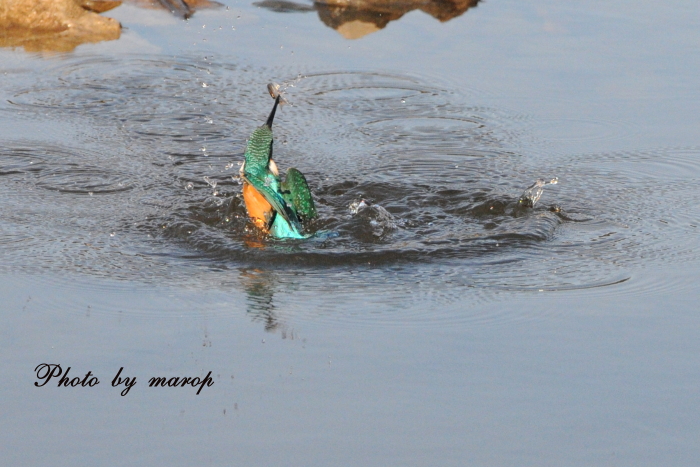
[241,172,304,233]
[281,168,317,222]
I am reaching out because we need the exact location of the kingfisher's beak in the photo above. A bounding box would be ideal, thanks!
[266,95,281,128]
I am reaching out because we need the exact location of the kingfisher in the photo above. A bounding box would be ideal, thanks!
[240,94,317,239]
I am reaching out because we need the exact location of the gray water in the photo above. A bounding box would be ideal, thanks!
[2,0,699,465]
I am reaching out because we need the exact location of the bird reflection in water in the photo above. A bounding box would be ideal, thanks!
[239,268,296,338]
[254,0,480,39]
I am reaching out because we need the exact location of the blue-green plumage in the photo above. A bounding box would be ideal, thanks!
[241,95,317,239]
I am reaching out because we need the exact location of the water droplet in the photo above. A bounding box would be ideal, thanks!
[203,176,217,189]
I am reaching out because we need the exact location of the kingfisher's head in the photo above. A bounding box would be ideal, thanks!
[242,95,282,172]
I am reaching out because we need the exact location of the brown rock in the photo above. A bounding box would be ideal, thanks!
[317,0,480,38]
[315,4,399,39]
[0,0,121,52]
[256,0,481,39]
[78,0,123,13]
[419,0,478,22]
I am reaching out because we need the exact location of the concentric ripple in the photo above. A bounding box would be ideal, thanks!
[2,55,698,323]
[36,165,133,194]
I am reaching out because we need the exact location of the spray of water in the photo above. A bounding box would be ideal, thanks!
[518,177,559,208]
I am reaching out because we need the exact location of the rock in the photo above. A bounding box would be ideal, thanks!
[79,0,123,13]
[316,0,481,37]
[0,0,121,52]
[254,0,481,39]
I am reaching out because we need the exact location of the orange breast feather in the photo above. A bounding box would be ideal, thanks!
[242,182,273,232]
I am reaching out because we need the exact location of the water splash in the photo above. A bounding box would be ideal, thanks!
[348,199,368,215]
[518,178,559,208]
[349,199,397,238]
[203,176,217,189]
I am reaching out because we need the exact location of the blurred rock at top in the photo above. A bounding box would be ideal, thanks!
[0,0,220,53]
[254,0,480,39]
[0,0,121,52]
